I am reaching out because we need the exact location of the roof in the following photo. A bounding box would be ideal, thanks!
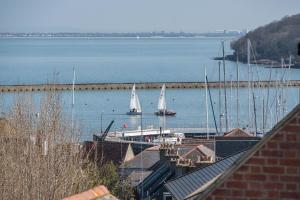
[165,150,247,200]
[82,141,132,165]
[197,103,300,199]
[180,144,215,163]
[63,185,118,200]
[121,146,160,169]
[224,128,252,137]
[127,170,153,187]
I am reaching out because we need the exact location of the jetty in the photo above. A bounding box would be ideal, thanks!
[1,80,300,92]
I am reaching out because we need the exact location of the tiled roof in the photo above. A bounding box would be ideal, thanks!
[165,150,247,200]
[224,128,252,137]
[63,185,118,200]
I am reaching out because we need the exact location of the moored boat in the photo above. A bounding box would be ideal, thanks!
[155,84,176,116]
[127,84,142,115]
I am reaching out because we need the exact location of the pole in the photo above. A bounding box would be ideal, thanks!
[236,54,240,128]
[71,67,76,133]
[205,67,209,139]
[218,61,222,135]
[253,93,258,136]
[222,41,228,132]
[206,75,219,135]
[247,39,251,132]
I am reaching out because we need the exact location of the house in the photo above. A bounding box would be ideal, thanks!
[166,103,300,200]
[164,150,247,200]
[122,143,216,199]
[63,185,118,200]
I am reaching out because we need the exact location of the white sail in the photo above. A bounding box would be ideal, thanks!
[158,84,166,110]
[135,94,142,112]
[129,84,142,112]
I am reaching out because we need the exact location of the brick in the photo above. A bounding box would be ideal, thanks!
[266,142,278,149]
[231,190,244,197]
[226,181,248,189]
[279,143,300,150]
[268,175,280,181]
[248,182,261,190]
[245,190,264,198]
[267,191,279,198]
[263,166,284,174]
[286,134,297,140]
[280,159,300,166]
[283,125,300,132]
[213,189,231,196]
[285,167,298,174]
[261,150,283,157]
[263,182,284,190]
[280,175,300,183]
[266,158,278,165]
[272,134,285,141]
[238,166,249,173]
[250,166,261,173]
[286,183,297,190]
[231,173,244,180]
[245,174,266,181]
[284,150,297,158]
[247,157,265,165]
[280,191,300,199]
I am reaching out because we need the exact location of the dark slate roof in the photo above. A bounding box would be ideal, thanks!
[215,139,259,159]
[128,170,153,187]
[121,147,160,169]
[165,150,247,200]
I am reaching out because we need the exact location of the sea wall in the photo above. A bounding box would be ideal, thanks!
[0,81,300,92]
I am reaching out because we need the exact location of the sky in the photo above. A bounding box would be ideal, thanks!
[0,0,299,33]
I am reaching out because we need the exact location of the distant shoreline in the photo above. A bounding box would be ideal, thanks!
[0,31,245,38]
[0,36,238,39]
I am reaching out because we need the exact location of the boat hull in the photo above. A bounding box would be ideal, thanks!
[126,111,142,115]
[155,110,176,116]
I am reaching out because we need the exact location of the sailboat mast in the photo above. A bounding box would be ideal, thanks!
[236,54,240,128]
[71,67,76,133]
[247,39,251,132]
[218,61,222,135]
[205,67,209,139]
[222,41,228,132]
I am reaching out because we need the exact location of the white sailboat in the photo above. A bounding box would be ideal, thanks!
[127,84,142,115]
[155,84,176,116]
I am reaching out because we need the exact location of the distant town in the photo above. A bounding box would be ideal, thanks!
[0,30,247,38]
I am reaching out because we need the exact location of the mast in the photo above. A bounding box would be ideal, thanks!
[71,67,76,133]
[205,67,209,139]
[236,54,240,128]
[218,61,222,135]
[253,93,258,136]
[229,75,233,130]
[222,41,228,132]
[206,74,219,135]
[247,39,251,132]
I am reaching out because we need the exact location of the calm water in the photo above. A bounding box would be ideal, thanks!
[1,37,300,140]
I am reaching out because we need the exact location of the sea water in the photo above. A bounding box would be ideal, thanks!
[0,37,300,140]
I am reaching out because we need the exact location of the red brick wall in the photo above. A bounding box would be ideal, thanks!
[205,113,300,200]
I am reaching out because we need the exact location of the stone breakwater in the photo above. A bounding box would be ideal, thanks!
[1,81,300,92]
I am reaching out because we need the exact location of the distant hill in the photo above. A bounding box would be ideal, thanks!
[229,13,300,67]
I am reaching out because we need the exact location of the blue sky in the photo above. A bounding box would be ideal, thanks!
[0,0,299,32]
